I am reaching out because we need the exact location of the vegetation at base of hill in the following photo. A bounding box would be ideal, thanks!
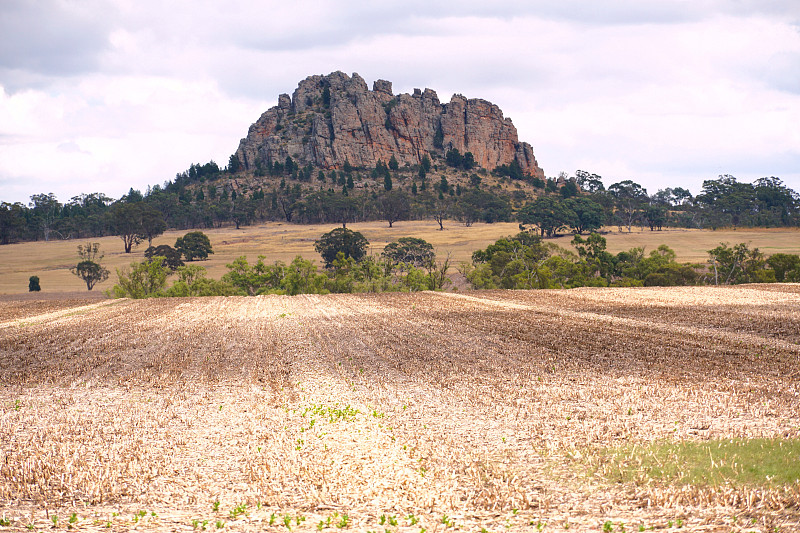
[108,228,799,298]
[1,156,798,249]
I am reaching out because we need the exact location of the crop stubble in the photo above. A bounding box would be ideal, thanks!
[0,286,798,531]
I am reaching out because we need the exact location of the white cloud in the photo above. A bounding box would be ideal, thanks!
[1,1,799,203]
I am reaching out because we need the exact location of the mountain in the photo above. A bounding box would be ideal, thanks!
[234,71,544,178]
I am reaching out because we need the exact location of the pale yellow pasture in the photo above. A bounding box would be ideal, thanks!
[0,221,798,294]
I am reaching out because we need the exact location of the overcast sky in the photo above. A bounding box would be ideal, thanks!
[1,0,799,204]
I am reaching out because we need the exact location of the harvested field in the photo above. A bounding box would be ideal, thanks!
[0,287,798,532]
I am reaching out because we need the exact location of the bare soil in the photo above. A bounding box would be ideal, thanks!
[0,287,798,532]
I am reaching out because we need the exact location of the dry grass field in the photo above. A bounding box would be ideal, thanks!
[1,222,799,295]
[1,286,798,531]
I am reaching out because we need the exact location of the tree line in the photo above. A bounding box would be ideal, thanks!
[60,227,800,298]
[2,158,798,247]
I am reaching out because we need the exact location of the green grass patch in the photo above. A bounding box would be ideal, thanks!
[598,438,800,488]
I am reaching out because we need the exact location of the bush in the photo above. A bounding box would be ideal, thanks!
[110,258,171,298]
[164,265,241,297]
[28,275,40,292]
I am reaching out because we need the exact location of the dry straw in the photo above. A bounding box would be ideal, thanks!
[0,286,798,531]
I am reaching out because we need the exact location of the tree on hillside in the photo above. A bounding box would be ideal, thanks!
[70,242,109,290]
[575,170,605,194]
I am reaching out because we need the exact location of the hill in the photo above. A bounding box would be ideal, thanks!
[234,71,544,178]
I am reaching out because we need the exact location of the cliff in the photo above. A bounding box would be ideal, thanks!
[235,71,544,179]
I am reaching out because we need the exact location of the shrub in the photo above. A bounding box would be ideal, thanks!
[28,275,40,292]
[110,258,171,298]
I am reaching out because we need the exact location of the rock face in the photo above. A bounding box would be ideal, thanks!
[235,71,544,178]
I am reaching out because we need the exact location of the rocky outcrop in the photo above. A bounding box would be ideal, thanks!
[235,71,544,178]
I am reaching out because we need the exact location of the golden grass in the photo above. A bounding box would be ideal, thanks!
[1,221,799,294]
[0,287,798,531]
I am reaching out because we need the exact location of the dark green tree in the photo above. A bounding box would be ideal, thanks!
[608,180,648,232]
[388,155,399,171]
[175,231,214,261]
[314,228,369,267]
[29,193,62,241]
[28,275,41,292]
[518,197,577,237]
[707,242,774,285]
[421,154,432,172]
[0,202,26,244]
[560,179,579,198]
[458,189,512,225]
[462,151,475,170]
[109,203,146,253]
[378,190,410,227]
[644,203,668,231]
[433,123,444,149]
[140,205,167,246]
[565,197,605,234]
[145,244,185,271]
[382,237,435,267]
[228,154,241,173]
[445,149,463,168]
[766,253,800,282]
[70,242,109,290]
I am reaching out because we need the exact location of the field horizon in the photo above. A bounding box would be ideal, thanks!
[1,222,799,295]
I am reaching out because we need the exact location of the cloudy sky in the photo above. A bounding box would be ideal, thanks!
[1,0,799,204]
